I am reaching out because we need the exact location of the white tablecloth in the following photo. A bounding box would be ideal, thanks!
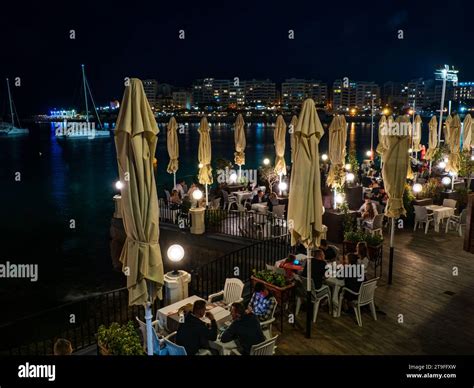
[251,203,268,214]
[156,295,204,329]
[325,277,345,317]
[425,205,455,232]
[235,191,253,203]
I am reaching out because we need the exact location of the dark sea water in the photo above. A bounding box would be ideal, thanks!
[0,119,429,322]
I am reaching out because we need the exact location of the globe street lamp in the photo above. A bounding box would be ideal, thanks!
[167,244,185,275]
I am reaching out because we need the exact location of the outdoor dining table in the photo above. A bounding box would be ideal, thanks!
[251,203,268,214]
[325,277,345,318]
[235,191,253,204]
[424,205,455,232]
[156,295,232,333]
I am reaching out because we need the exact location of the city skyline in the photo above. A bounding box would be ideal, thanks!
[1,0,473,114]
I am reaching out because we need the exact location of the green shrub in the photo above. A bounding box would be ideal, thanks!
[97,321,144,355]
[252,269,287,287]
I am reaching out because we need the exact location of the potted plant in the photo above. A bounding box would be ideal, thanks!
[343,229,364,254]
[362,232,384,262]
[97,321,144,355]
[251,269,293,305]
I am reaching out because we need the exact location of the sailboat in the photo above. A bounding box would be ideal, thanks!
[0,78,29,136]
[55,64,109,139]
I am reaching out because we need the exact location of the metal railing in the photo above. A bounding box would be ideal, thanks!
[0,288,162,356]
[204,208,288,239]
[190,234,290,299]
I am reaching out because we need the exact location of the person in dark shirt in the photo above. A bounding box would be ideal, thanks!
[341,253,364,312]
[221,302,265,355]
[301,249,327,290]
[251,190,266,204]
[319,239,337,262]
[176,300,217,355]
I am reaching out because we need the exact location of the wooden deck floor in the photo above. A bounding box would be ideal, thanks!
[274,227,474,355]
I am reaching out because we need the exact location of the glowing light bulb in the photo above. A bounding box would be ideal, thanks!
[278,181,288,191]
[441,176,451,186]
[345,163,352,171]
[321,154,328,161]
[263,158,270,166]
[192,189,203,200]
[413,183,422,193]
[346,173,355,182]
[167,244,184,263]
[229,173,238,183]
[115,180,124,190]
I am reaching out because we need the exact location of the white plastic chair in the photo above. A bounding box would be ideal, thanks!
[271,204,285,219]
[338,277,379,327]
[445,208,467,236]
[260,299,278,339]
[442,199,457,209]
[413,205,434,234]
[207,278,244,308]
[363,213,384,236]
[295,277,332,323]
[209,198,221,209]
[135,316,165,353]
[231,335,278,355]
[164,190,171,203]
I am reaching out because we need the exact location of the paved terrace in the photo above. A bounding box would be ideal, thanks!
[275,228,474,355]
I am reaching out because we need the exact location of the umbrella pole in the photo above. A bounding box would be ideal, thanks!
[388,217,395,285]
[173,172,176,189]
[239,165,242,180]
[305,247,312,338]
[279,172,283,195]
[205,184,208,207]
[145,301,154,355]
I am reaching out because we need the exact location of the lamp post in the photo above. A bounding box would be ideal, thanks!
[435,65,459,146]
[192,188,203,208]
[413,183,422,199]
[370,94,375,160]
[167,244,185,275]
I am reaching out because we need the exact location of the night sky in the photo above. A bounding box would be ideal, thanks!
[1,0,473,114]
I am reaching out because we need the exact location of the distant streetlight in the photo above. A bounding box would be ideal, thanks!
[413,183,422,193]
[383,108,390,116]
[263,158,270,166]
[335,193,345,205]
[278,181,288,191]
[321,154,328,161]
[408,148,413,153]
[366,150,372,158]
[441,176,451,187]
[115,180,124,190]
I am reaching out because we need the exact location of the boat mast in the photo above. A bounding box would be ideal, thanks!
[6,78,14,126]
[81,64,89,123]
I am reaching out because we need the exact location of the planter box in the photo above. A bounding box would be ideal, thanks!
[250,276,294,305]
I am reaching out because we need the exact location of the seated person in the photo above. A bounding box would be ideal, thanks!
[361,201,376,224]
[251,189,266,204]
[358,198,378,216]
[169,190,182,208]
[176,300,217,355]
[301,249,327,290]
[174,179,187,198]
[372,187,388,208]
[187,183,198,199]
[341,253,364,310]
[221,302,265,355]
[54,338,73,355]
[278,254,303,278]
[319,239,338,262]
[356,241,369,276]
[267,192,279,212]
[247,283,277,322]
[361,174,373,188]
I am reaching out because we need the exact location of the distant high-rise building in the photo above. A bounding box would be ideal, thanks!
[142,79,158,108]
[243,79,276,105]
[332,80,379,111]
[192,78,231,106]
[172,90,193,110]
[281,78,327,107]
[454,82,474,103]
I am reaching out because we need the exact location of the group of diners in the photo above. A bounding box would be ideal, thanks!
[165,178,282,212]
[281,239,370,312]
[175,282,277,355]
